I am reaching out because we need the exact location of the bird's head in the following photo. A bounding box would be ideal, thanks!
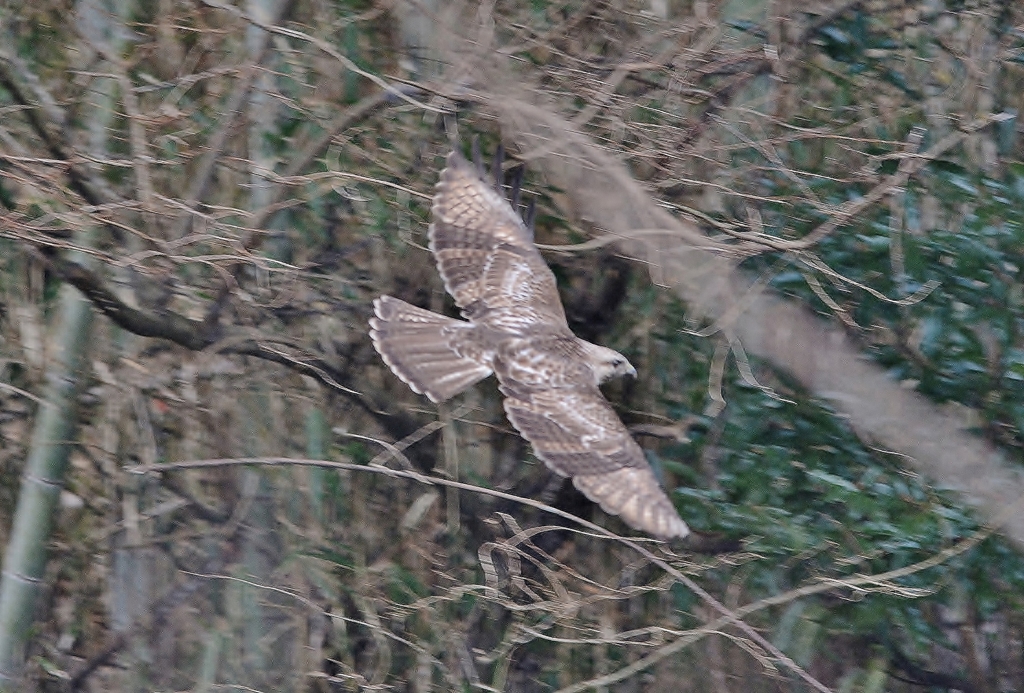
[580,340,637,384]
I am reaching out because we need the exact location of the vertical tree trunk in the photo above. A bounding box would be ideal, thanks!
[0,285,93,688]
[0,0,121,683]
[230,2,292,688]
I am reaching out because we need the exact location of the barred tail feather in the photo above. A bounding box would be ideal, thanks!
[369,296,492,403]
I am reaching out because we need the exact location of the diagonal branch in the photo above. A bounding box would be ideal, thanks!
[0,49,118,210]
[485,73,1024,550]
[46,252,361,396]
[33,249,431,464]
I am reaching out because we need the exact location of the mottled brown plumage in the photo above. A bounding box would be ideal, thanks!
[369,152,688,539]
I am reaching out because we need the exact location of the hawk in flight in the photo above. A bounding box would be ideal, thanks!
[369,151,689,539]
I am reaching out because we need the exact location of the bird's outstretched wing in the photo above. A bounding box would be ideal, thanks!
[429,152,568,332]
[501,380,689,539]
[370,148,690,540]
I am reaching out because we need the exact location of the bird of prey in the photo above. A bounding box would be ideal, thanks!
[369,151,689,539]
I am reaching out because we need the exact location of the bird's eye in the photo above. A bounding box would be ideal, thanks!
[612,358,624,367]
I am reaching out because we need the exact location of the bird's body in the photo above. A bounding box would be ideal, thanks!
[369,152,689,539]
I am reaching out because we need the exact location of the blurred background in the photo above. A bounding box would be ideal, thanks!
[1,0,1024,691]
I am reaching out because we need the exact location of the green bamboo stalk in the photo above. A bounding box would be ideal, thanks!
[304,406,328,523]
[0,285,93,688]
[231,3,289,687]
